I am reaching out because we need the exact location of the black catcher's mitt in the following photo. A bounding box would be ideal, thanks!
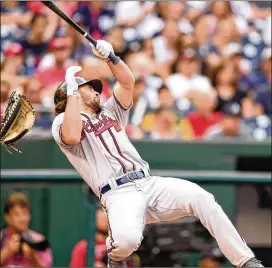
[0,91,35,153]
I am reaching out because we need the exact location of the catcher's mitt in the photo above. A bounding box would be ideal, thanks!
[0,91,35,153]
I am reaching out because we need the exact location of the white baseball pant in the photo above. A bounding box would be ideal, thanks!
[100,176,254,267]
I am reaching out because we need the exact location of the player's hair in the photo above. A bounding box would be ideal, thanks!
[55,88,67,115]
[4,192,31,214]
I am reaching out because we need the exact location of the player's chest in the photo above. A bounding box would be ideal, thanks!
[80,112,122,140]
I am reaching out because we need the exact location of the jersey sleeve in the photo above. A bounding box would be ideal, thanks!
[52,113,74,149]
[103,90,132,127]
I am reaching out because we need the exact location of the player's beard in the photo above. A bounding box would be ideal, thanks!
[85,97,101,114]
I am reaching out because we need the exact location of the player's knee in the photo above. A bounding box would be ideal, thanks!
[191,189,219,216]
[111,230,142,259]
[116,231,142,253]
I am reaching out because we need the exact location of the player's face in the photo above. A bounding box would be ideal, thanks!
[79,85,101,113]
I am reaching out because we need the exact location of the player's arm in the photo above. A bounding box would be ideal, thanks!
[61,66,83,145]
[90,40,135,108]
[107,61,135,108]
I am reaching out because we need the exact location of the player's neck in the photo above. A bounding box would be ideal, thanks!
[82,105,96,115]
[78,100,96,115]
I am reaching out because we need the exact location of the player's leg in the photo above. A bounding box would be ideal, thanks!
[144,176,259,267]
[100,183,147,266]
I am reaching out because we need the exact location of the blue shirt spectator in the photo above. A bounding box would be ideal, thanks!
[72,2,115,40]
[242,115,271,141]
[255,88,271,115]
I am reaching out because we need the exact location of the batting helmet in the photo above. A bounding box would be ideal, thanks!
[54,77,103,105]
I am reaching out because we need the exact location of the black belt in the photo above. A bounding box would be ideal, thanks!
[100,170,148,195]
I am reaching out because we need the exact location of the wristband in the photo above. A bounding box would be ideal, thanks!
[67,87,78,97]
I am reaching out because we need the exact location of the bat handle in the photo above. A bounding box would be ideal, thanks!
[84,33,120,65]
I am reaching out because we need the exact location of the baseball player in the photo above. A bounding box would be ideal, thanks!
[52,40,263,268]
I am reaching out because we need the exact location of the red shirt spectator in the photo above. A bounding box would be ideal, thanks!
[69,239,107,268]
[69,239,137,268]
[35,37,73,89]
[187,111,223,138]
[180,90,223,140]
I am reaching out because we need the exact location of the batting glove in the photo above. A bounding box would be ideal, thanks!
[90,40,114,61]
[65,66,82,96]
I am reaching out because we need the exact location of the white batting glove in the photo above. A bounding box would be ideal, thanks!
[90,40,114,61]
[65,66,82,96]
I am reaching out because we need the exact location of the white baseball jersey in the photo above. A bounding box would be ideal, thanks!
[52,95,150,196]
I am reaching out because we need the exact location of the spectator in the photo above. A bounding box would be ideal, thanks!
[263,14,271,46]
[69,208,108,268]
[240,22,266,72]
[204,103,252,141]
[18,12,58,74]
[224,43,252,82]
[152,20,180,67]
[145,106,180,140]
[1,43,29,92]
[35,37,73,89]
[180,90,223,141]
[23,77,53,128]
[241,97,271,141]
[139,84,182,133]
[195,2,240,47]
[72,2,115,40]
[157,2,193,35]
[198,247,225,268]
[67,18,93,62]
[180,32,198,52]
[126,52,163,109]
[125,52,154,80]
[115,1,162,41]
[141,38,154,59]
[23,77,44,104]
[128,75,163,128]
[213,61,248,112]
[1,2,31,49]
[253,47,272,115]
[104,26,128,59]
[166,49,212,100]
[27,2,77,18]
[128,77,148,126]
[0,192,53,267]
[0,79,12,121]
[157,84,179,114]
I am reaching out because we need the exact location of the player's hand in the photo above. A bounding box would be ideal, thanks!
[5,234,21,255]
[90,40,114,61]
[65,66,82,96]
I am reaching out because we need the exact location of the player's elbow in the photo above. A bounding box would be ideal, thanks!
[62,133,81,145]
[128,75,135,89]
[122,77,135,92]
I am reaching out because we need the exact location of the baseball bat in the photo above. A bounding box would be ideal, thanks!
[41,1,120,65]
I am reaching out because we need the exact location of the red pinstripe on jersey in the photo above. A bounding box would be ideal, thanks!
[108,128,136,171]
[81,113,127,174]
[95,114,136,171]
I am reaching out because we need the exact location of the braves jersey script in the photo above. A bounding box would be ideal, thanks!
[52,95,150,196]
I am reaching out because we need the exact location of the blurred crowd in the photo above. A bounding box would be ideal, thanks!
[1,1,271,141]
